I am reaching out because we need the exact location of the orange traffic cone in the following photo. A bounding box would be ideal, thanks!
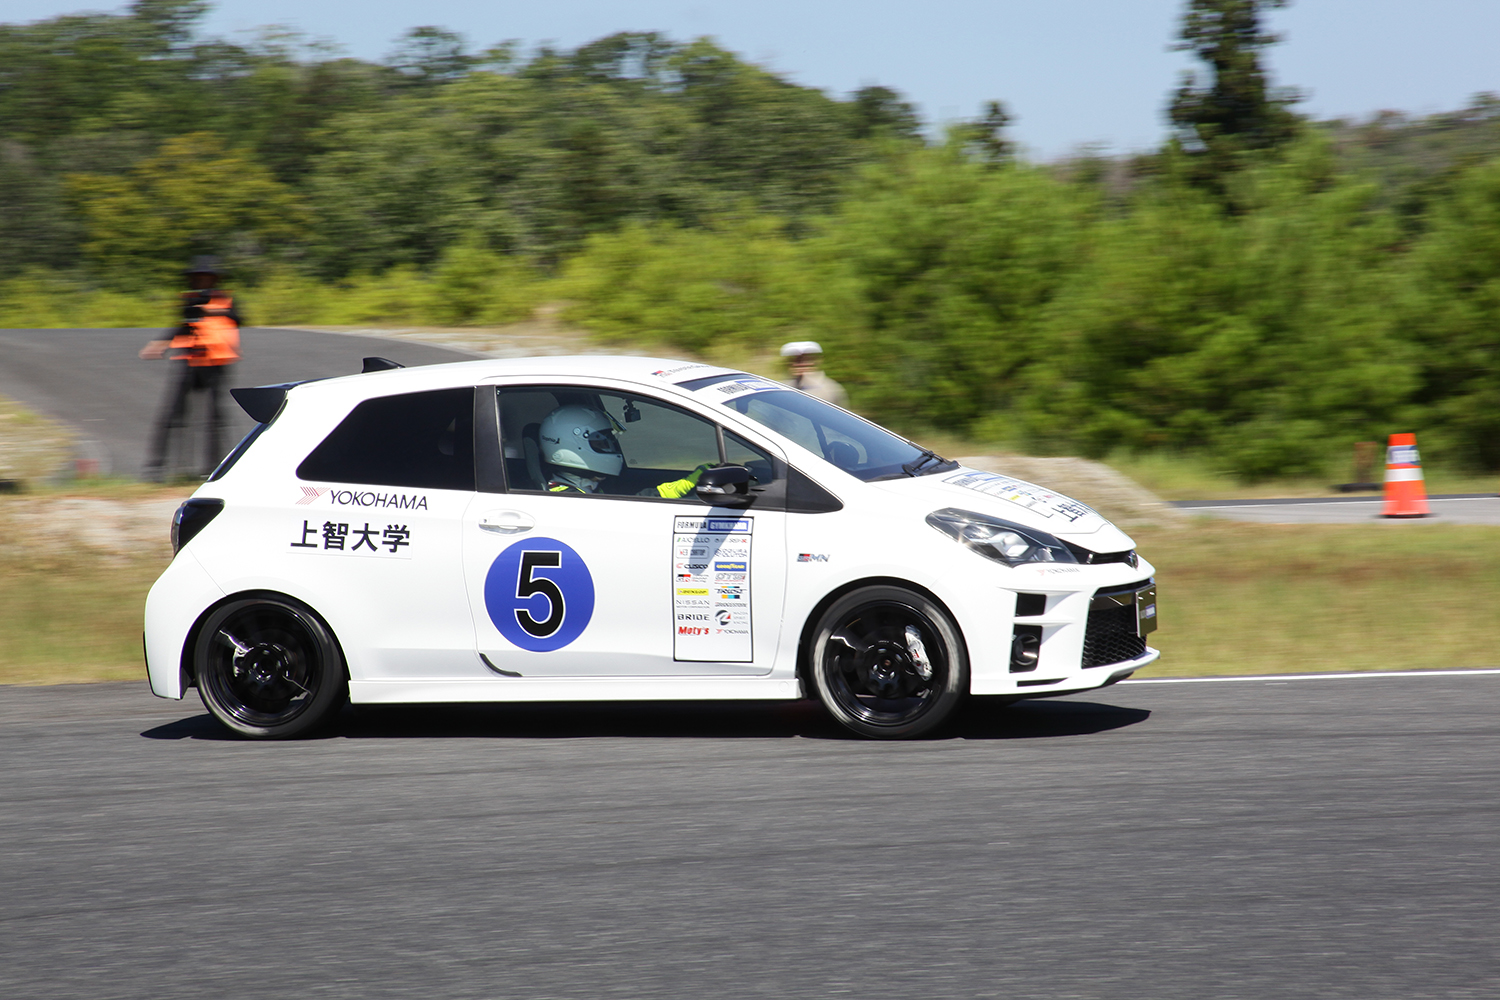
[1381,432,1430,518]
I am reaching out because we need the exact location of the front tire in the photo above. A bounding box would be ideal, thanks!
[809,585,967,739]
[194,596,346,739]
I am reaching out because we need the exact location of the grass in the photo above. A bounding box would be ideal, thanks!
[0,548,170,685]
[19,475,195,502]
[1134,520,1500,677]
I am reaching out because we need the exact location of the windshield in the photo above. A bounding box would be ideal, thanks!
[721,389,953,481]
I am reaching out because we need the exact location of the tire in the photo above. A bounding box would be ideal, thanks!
[194,595,346,739]
[809,585,968,739]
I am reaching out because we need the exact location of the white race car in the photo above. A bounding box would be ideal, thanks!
[145,356,1158,740]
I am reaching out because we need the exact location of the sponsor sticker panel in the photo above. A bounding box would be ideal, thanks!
[672,516,753,662]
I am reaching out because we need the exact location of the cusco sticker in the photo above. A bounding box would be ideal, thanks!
[484,538,594,652]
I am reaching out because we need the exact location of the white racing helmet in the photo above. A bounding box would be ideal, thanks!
[539,405,624,476]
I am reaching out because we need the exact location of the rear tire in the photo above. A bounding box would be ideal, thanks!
[195,595,345,739]
[809,585,967,739]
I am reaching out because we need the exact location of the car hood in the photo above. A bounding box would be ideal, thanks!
[870,465,1138,554]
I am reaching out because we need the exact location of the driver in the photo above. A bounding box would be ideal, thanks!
[539,404,714,498]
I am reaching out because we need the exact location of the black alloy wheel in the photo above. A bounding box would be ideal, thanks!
[810,585,967,739]
[194,596,346,739]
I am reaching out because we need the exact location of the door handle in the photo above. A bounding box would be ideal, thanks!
[479,510,534,534]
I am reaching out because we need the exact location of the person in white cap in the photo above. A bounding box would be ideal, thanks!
[779,341,849,407]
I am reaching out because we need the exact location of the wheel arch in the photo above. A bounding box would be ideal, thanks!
[795,576,969,693]
[179,589,350,692]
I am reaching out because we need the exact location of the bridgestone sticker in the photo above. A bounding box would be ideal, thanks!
[673,515,753,662]
[944,471,1101,526]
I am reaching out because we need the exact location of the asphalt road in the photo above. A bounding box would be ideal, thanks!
[0,328,479,478]
[1175,494,1500,524]
[3,674,1498,1000]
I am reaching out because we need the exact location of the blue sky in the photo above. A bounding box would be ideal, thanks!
[9,1,1500,158]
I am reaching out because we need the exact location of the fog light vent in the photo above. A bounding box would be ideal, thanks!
[1010,625,1042,673]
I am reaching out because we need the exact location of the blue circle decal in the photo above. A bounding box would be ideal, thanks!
[484,537,595,652]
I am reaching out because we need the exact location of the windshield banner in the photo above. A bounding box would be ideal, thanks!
[699,376,784,399]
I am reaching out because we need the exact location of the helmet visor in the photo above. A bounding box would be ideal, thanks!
[581,427,621,456]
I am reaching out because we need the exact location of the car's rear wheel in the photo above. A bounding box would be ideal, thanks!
[195,596,345,739]
[809,585,967,739]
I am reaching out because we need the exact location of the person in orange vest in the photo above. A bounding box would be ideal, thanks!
[139,256,243,481]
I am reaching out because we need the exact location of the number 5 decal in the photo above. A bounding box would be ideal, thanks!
[515,551,565,637]
[484,538,595,652]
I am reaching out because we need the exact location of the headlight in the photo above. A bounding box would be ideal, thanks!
[925,508,1077,567]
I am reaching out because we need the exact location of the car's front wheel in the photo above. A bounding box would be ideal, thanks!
[809,585,968,739]
[194,595,345,739]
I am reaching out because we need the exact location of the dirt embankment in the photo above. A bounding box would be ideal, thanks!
[0,397,73,486]
[956,455,1186,530]
[0,495,183,563]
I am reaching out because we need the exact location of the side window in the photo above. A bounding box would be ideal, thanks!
[498,385,720,499]
[733,394,870,472]
[298,387,475,491]
[723,431,781,488]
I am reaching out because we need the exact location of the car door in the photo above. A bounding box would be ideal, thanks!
[461,380,787,677]
[288,385,477,681]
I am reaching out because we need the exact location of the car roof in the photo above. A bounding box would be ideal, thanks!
[283,355,748,406]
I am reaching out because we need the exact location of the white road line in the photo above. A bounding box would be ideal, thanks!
[1182,497,1493,510]
[1125,668,1500,684]
[1182,497,1488,512]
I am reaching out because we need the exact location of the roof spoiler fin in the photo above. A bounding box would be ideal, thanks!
[230,384,294,424]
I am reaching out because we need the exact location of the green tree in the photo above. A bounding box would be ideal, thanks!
[849,85,922,141]
[555,214,862,359]
[1024,135,1415,478]
[0,141,81,270]
[809,148,1094,429]
[950,100,1014,166]
[1168,0,1301,199]
[1403,157,1500,469]
[66,131,307,285]
[386,26,472,89]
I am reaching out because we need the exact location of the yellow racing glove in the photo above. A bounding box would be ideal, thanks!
[654,463,715,499]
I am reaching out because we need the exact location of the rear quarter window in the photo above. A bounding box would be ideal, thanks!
[297,387,475,491]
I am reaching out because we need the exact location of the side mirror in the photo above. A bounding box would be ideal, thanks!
[695,465,752,506]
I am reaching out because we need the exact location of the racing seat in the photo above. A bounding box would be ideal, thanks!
[521,423,545,490]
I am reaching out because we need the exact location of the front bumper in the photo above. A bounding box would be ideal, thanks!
[968,576,1158,696]
[1002,645,1159,699]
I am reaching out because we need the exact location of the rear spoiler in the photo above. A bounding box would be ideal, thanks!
[230,358,405,423]
[230,383,299,423]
